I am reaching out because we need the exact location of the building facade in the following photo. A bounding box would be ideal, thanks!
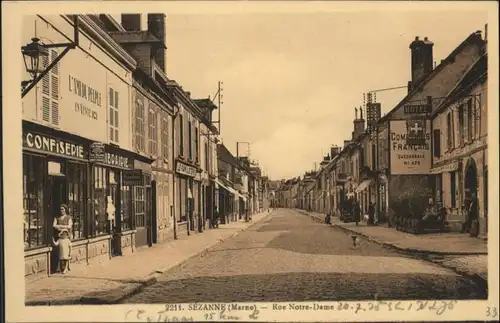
[22,14,152,277]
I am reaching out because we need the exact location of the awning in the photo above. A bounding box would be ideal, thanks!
[430,161,460,174]
[215,179,243,199]
[355,180,372,193]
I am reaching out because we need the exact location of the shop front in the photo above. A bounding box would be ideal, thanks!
[23,121,154,278]
[175,160,198,234]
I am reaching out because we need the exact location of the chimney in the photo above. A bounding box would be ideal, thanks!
[410,36,434,85]
[353,106,365,140]
[344,140,351,148]
[330,145,340,158]
[147,13,167,73]
[121,14,142,31]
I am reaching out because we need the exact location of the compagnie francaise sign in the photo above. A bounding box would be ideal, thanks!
[390,120,431,175]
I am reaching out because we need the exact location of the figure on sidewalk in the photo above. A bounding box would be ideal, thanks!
[368,201,376,225]
[353,199,361,226]
[461,191,479,236]
[52,229,72,274]
[212,206,220,228]
[52,204,73,274]
[324,212,332,225]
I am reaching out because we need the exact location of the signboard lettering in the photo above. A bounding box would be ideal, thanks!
[404,104,431,114]
[176,161,197,177]
[105,152,130,168]
[69,75,102,121]
[123,169,143,186]
[90,142,105,162]
[390,120,431,175]
[23,132,85,159]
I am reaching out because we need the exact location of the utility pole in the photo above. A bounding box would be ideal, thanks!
[212,81,223,135]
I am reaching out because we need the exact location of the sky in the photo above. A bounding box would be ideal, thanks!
[155,10,488,180]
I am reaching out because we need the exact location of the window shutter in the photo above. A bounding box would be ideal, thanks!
[51,101,59,125]
[41,56,50,96]
[433,129,441,157]
[42,97,50,122]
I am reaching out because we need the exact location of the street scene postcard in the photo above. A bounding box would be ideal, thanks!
[2,1,499,322]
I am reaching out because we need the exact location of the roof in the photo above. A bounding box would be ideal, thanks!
[109,30,162,44]
[433,52,487,115]
[217,144,238,166]
[379,31,484,123]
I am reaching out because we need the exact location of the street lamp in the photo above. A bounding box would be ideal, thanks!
[21,37,49,91]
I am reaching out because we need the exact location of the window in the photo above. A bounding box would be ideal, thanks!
[135,97,145,152]
[41,50,60,126]
[67,162,86,240]
[433,129,441,157]
[148,109,157,155]
[204,142,209,170]
[94,166,118,235]
[134,185,146,227]
[371,144,376,169]
[467,99,473,141]
[458,104,464,145]
[23,154,46,250]
[188,120,193,160]
[179,114,184,157]
[109,88,119,143]
[121,176,133,231]
[161,117,169,160]
[446,112,453,150]
[450,171,456,208]
[195,127,199,163]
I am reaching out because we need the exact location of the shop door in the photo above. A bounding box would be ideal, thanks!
[145,182,153,246]
[135,184,149,249]
[151,180,158,244]
[108,171,120,257]
[48,174,66,274]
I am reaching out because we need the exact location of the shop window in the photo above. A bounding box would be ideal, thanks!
[148,109,158,156]
[41,50,60,126]
[67,162,86,240]
[135,97,146,152]
[135,186,146,228]
[23,154,46,250]
[109,88,119,143]
[121,177,133,231]
[161,117,169,160]
[94,166,118,235]
[178,179,187,222]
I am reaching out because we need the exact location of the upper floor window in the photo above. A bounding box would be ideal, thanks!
[204,142,209,170]
[108,88,119,143]
[161,117,169,160]
[179,114,184,157]
[446,112,453,150]
[433,129,441,157]
[188,120,193,161]
[148,109,157,156]
[41,50,60,126]
[466,98,473,141]
[135,97,145,152]
[195,127,199,163]
[458,104,465,146]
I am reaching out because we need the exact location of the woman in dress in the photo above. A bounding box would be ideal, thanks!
[52,204,73,272]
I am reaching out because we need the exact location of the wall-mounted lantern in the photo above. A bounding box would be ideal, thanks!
[21,15,80,98]
[21,37,49,90]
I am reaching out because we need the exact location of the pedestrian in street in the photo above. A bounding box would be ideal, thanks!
[353,200,361,226]
[213,206,220,228]
[461,194,473,233]
[368,202,376,225]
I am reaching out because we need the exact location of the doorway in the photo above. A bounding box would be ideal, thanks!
[151,180,158,244]
[48,173,66,274]
[464,159,479,220]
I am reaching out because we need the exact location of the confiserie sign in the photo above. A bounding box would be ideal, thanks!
[23,131,86,159]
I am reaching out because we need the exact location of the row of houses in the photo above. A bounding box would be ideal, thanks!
[278,27,488,239]
[21,14,269,278]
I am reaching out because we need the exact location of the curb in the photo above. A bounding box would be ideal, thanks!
[26,211,274,306]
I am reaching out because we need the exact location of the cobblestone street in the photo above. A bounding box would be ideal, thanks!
[122,209,486,303]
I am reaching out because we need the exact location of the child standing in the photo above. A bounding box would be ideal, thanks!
[52,229,72,274]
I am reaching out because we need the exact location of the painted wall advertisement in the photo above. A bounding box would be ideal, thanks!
[390,120,431,175]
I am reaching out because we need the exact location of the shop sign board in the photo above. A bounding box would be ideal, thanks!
[89,142,105,163]
[176,161,197,177]
[23,130,87,160]
[123,169,143,186]
[390,120,432,175]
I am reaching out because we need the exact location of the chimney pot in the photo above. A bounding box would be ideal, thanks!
[424,37,428,41]
[415,36,419,41]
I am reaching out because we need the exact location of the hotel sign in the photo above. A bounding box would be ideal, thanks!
[23,131,86,160]
[176,161,197,177]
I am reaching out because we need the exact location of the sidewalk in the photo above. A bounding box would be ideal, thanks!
[25,211,272,305]
[297,209,488,285]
